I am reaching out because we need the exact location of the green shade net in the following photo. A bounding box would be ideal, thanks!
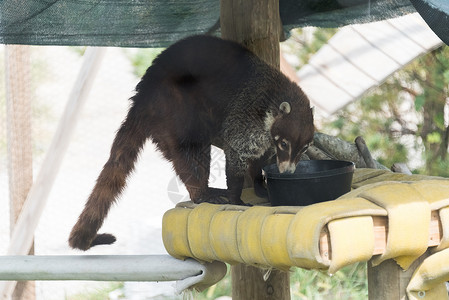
[0,0,447,47]
[409,0,449,45]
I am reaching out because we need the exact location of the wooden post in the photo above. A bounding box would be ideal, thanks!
[5,45,35,300]
[231,264,290,300]
[0,48,105,300]
[220,0,281,69]
[367,250,431,299]
[220,1,290,299]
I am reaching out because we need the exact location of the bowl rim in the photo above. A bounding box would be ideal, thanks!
[263,160,355,180]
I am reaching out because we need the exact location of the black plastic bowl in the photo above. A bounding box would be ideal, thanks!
[263,160,355,206]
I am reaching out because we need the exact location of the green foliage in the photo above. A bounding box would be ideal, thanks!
[66,264,367,299]
[69,46,88,56]
[66,282,124,300]
[414,94,425,111]
[291,263,367,300]
[125,48,164,78]
[427,132,442,144]
[196,263,367,299]
[296,28,337,66]
[282,28,338,69]
[444,69,449,83]
[322,45,449,176]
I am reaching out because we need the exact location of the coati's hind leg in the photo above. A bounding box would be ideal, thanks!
[170,143,229,204]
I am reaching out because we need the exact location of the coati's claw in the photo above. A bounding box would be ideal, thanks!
[193,193,248,205]
[230,199,252,206]
[205,189,251,206]
[196,195,230,205]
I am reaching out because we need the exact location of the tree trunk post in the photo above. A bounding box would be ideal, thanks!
[220,1,290,299]
[220,0,281,69]
[367,250,431,300]
[5,45,36,300]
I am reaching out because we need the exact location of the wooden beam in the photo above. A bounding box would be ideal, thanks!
[319,211,441,262]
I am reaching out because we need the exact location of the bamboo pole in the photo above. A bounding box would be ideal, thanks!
[5,44,35,300]
[0,47,106,300]
[219,1,290,299]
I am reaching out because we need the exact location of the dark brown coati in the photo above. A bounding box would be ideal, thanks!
[69,35,314,251]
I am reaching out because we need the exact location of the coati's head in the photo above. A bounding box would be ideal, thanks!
[270,101,314,173]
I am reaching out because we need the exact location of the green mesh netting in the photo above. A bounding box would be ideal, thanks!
[0,0,447,47]
[409,0,449,45]
[0,1,219,47]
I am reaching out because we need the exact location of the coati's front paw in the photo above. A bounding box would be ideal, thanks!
[193,195,230,205]
[230,198,252,206]
[201,196,251,206]
[206,188,251,205]
[208,187,228,197]
[192,190,251,206]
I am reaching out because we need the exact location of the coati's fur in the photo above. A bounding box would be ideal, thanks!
[69,35,314,251]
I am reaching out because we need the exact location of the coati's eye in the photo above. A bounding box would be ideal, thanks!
[278,140,289,151]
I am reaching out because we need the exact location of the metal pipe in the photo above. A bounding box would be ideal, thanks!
[0,255,206,282]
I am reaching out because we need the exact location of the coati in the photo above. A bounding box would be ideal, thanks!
[69,35,314,251]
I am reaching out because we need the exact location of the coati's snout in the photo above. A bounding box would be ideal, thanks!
[271,101,314,174]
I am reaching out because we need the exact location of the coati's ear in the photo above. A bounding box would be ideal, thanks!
[279,102,291,114]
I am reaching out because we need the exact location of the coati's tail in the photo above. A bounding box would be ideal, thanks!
[69,104,147,250]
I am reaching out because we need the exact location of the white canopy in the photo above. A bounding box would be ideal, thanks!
[296,13,443,116]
